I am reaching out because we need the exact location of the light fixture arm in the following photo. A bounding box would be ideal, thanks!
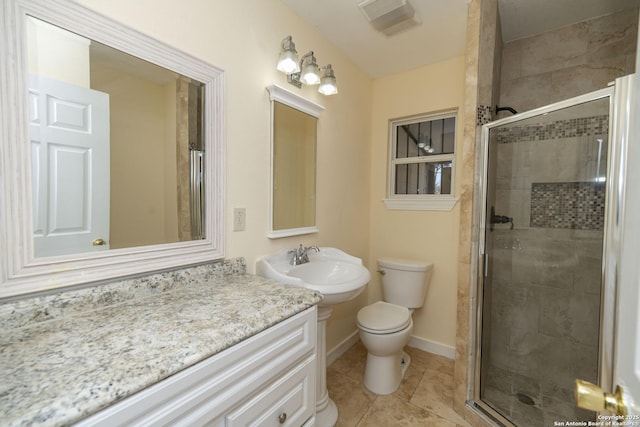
[287,72,303,88]
[281,35,295,51]
[300,51,316,66]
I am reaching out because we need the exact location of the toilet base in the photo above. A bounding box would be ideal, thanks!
[363,350,411,395]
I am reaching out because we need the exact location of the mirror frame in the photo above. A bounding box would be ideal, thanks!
[266,85,323,239]
[0,0,225,299]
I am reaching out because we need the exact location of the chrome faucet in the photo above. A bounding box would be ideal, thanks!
[288,244,320,265]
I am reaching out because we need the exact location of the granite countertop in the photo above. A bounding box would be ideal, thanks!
[0,259,322,426]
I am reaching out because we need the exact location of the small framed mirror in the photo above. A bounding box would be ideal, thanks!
[266,85,323,239]
[0,0,224,298]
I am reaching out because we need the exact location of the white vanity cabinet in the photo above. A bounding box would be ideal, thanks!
[77,307,317,427]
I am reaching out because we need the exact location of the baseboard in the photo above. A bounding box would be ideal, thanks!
[327,331,456,365]
[327,330,360,366]
[408,335,456,360]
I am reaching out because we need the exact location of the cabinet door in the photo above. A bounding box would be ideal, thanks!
[225,357,315,427]
[77,307,317,427]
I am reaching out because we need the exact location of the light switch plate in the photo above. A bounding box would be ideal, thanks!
[233,208,246,231]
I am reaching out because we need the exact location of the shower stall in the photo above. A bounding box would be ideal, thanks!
[472,75,635,426]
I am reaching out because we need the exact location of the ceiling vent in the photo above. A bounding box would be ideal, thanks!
[357,0,421,36]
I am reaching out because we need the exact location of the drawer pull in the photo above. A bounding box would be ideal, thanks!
[278,412,287,424]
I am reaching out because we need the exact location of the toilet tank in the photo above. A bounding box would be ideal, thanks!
[378,258,433,309]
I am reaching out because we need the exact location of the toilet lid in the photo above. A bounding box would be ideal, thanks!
[357,301,411,334]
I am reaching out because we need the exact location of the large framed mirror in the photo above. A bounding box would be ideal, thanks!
[0,0,224,298]
[266,85,323,239]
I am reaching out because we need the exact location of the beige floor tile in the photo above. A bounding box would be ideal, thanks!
[394,362,426,402]
[331,341,368,382]
[328,365,376,427]
[405,347,455,376]
[358,395,456,427]
[410,368,470,426]
[328,342,470,427]
[331,341,367,373]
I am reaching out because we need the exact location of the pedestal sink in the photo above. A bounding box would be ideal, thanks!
[256,247,370,427]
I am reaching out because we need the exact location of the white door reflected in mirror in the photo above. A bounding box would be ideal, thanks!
[0,0,224,298]
[26,15,206,257]
[30,74,110,257]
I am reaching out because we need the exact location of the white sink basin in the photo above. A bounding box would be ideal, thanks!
[256,247,370,305]
[257,247,369,425]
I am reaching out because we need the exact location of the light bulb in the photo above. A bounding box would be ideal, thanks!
[318,78,337,95]
[318,65,337,95]
[276,36,300,74]
[300,63,320,85]
[277,50,299,74]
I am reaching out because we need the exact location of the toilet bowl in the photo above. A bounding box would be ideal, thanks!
[357,301,414,394]
[356,258,432,395]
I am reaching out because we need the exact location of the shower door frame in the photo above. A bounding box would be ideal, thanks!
[468,79,629,425]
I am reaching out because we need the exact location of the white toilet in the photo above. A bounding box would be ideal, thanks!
[356,257,433,395]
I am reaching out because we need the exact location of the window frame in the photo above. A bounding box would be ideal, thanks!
[384,110,459,211]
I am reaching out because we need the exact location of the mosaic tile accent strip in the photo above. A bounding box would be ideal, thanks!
[531,182,605,230]
[494,115,608,144]
[477,105,493,125]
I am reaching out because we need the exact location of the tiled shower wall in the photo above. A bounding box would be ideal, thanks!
[485,228,601,424]
[498,8,638,118]
[471,4,637,425]
[492,115,608,231]
[484,115,607,424]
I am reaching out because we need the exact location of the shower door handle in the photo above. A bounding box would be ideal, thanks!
[479,252,488,277]
[574,379,627,415]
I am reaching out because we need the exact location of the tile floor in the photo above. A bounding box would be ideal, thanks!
[327,341,471,427]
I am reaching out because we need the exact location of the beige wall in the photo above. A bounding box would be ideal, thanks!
[369,56,466,350]
[272,102,316,231]
[74,0,373,350]
[91,71,178,249]
[26,16,91,87]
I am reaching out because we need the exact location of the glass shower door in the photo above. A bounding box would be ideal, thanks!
[477,93,611,426]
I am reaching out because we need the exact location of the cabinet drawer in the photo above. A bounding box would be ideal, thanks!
[78,307,317,426]
[225,357,315,427]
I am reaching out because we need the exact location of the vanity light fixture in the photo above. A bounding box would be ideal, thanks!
[418,134,435,153]
[276,36,338,96]
[276,35,300,74]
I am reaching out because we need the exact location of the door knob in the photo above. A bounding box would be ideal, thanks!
[92,238,106,246]
[574,379,627,415]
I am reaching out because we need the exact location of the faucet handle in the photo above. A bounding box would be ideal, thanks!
[289,244,305,265]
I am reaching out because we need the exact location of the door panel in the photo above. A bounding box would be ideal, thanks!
[29,74,110,257]
[48,143,90,233]
[476,91,612,426]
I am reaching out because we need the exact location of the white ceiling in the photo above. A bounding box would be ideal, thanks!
[279,0,639,79]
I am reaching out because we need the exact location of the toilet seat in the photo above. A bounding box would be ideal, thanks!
[357,301,411,334]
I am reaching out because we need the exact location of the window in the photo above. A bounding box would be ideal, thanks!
[384,110,458,211]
